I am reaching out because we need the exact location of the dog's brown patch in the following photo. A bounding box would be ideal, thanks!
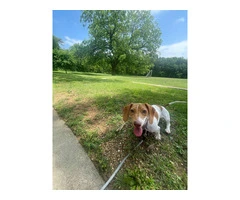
[123,103,149,122]
[156,105,163,111]
[154,110,158,119]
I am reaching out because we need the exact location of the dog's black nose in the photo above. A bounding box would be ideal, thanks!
[134,121,141,127]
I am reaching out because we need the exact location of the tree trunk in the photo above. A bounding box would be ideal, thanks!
[111,59,118,75]
[111,64,117,75]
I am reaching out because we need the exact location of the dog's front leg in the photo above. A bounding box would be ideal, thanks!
[153,126,161,140]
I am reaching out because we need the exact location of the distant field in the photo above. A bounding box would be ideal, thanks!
[67,73,187,88]
[53,71,188,190]
[115,76,187,89]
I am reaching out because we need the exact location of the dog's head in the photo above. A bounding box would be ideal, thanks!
[123,103,157,137]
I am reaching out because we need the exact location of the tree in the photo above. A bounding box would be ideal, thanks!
[152,57,187,78]
[80,10,162,75]
[69,43,86,71]
[53,49,76,73]
[53,35,63,49]
[52,35,76,73]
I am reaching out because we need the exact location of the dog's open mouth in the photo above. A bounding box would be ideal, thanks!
[133,124,143,137]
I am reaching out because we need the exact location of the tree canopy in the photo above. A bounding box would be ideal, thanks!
[153,57,187,78]
[53,35,63,49]
[52,35,75,73]
[80,10,162,75]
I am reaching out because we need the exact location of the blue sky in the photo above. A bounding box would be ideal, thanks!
[53,10,187,58]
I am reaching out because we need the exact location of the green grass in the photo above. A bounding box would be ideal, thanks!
[53,71,187,190]
[116,76,187,89]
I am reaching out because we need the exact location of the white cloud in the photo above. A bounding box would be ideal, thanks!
[158,40,187,58]
[64,36,82,47]
[176,17,185,23]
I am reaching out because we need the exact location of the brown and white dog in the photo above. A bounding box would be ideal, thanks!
[122,103,171,140]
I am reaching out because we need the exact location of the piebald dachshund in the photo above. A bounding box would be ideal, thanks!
[123,103,171,140]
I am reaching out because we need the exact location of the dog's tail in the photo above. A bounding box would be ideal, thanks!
[164,101,187,107]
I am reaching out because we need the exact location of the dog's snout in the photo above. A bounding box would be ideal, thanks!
[134,121,142,127]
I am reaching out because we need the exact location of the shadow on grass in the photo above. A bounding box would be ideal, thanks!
[71,72,111,76]
[93,87,187,115]
[53,71,123,84]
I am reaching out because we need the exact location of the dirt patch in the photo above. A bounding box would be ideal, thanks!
[101,140,124,171]
[53,91,79,106]
[53,92,68,104]
[82,104,110,135]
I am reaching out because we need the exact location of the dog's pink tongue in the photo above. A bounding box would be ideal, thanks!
[134,126,143,137]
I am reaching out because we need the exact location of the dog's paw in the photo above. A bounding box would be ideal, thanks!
[155,133,161,140]
[165,128,171,134]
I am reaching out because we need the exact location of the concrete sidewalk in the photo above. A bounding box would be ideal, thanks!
[52,109,105,190]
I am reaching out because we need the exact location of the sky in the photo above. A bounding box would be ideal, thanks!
[53,10,187,58]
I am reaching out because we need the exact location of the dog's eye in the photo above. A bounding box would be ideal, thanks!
[142,110,147,114]
[130,109,134,113]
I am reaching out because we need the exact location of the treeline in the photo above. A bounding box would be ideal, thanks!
[53,39,187,78]
[53,39,112,74]
[152,57,187,78]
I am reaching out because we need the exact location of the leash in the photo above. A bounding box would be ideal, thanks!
[164,101,187,107]
[100,139,144,190]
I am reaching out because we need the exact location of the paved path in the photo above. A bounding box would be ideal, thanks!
[53,109,105,190]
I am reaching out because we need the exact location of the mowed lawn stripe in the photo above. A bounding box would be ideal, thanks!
[132,81,187,90]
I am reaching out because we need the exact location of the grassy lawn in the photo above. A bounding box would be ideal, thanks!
[53,71,188,190]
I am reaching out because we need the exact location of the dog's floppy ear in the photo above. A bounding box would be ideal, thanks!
[145,103,155,124]
[123,104,132,122]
